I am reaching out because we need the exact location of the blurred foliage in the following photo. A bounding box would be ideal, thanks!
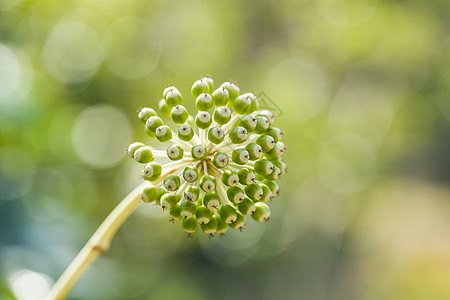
[0,0,449,299]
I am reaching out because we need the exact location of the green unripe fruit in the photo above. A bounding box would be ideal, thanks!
[215,215,228,234]
[254,159,274,176]
[251,202,271,222]
[229,211,245,230]
[145,116,164,134]
[163,86,179,98]
[140,186,158,203]
[246,143,263,160]
[256,134,275,152]
[259,183,273,202]
[244,183,263,201]
[265,142,285,160]
[203,192,220,210]
[238,115,257,132]
[138,107,157,123]
[226,186,245,203]
[142,162,162,181]
[183,166,199,183]
[163,174,181,191]
[220,81,240,101]
[165,89,183,107]
[265,165,281,180]
[196,205,212,224]
[244,93,259,113]
[258,110,275,124]
[192,79,210,98]
[254,116,270,133]
[212,87,229,106]
[158,98,172,117]
[201,215,218,234]
[127,142,145,157]
[191,145,207,160]
[180,200,197,218]
[200,175,216,193]
[195,111,212,129]
[238,197,256,215]
[271,159,287,175]
[233,94,252,114]
[195,93,213,111]
[213,106,232,125]
[229,126,248,144]
[212,152,228,169]
[184,185,200,202]
[231,149,250,165]
[160,193,179,210]
[156,187,168,205]
[238,168,256,185]
[264,180,280,196]
[166,144,184,161]
[155,125,173,142]
[207,126,225,144]
[177,123,194,141]
[221,170,239,186]
[169,204,182,221]
[219,204,238,224]
[266,127,283,142]
[182,216,198,234]
[171,105,189,124]
[134,146,154,163]
[202,76,214,92]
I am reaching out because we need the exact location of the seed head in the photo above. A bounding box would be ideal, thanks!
[128,76,286,236]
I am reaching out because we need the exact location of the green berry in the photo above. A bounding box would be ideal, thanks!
[244,93,259,113]
[256,134,275,152]
[254,159,274,176]
[165,89,183,107]
[238,197,256,215]
[127,142,145,157]
[221,170,239,186]
[183,166,199,182]
[220,81,240,101]
[182,216,198,234]
[184,185,200,202]
[191,145,207,160]
[238,168,256,185]
[192,79,210,98]
[134,146,154,163]
[155,187,168,205]
[202,76,214,91]
[259,183,273,202]
[180,200,197,218]
[166,144,184,161]
[163,86,179,98]
[238,115,257,132]
[258,110,275,124]
[271,159,287,175]
[264,142,285,160]
[196,205,212,224]
[251,202,271,222]
[226,186,245,203]
[171,105,189,124]
[140,186,158,203]
[229,126,248,144]
[138,107,157,123]
[142,162,162,181]
[169,204,182,221]
[207,126,224,144]
[203,192,220,210]
[233,94,252,114]
[266,127,283,142]
[163,174,181,191]
[195,93,213,111]
[231,149,250,165]
[219,204,238,224]
[145,116,164,135]
[244,183,263,201]
[215,215,228,234]
[155,125,173,142]
[211,152,228,168]
[200,175,216,193]
[177,123,194,141]
[246,143,263,160]
[158,98,172,117]
[213,106,232,125]
[212,87,229,106]
[161,193,179,210]
[254,116,269,133]
[201,215,218,234]
[264,180,279,196]
[229,211,245,230]
[195,111,212,129]
[265,165,281,180]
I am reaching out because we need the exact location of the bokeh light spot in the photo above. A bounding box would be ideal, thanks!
[0,45,21,100]
[9,269,52,300]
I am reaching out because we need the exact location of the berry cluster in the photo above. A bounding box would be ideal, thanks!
[127,76,286,236]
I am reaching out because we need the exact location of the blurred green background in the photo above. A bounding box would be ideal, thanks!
[1,0,450,299]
